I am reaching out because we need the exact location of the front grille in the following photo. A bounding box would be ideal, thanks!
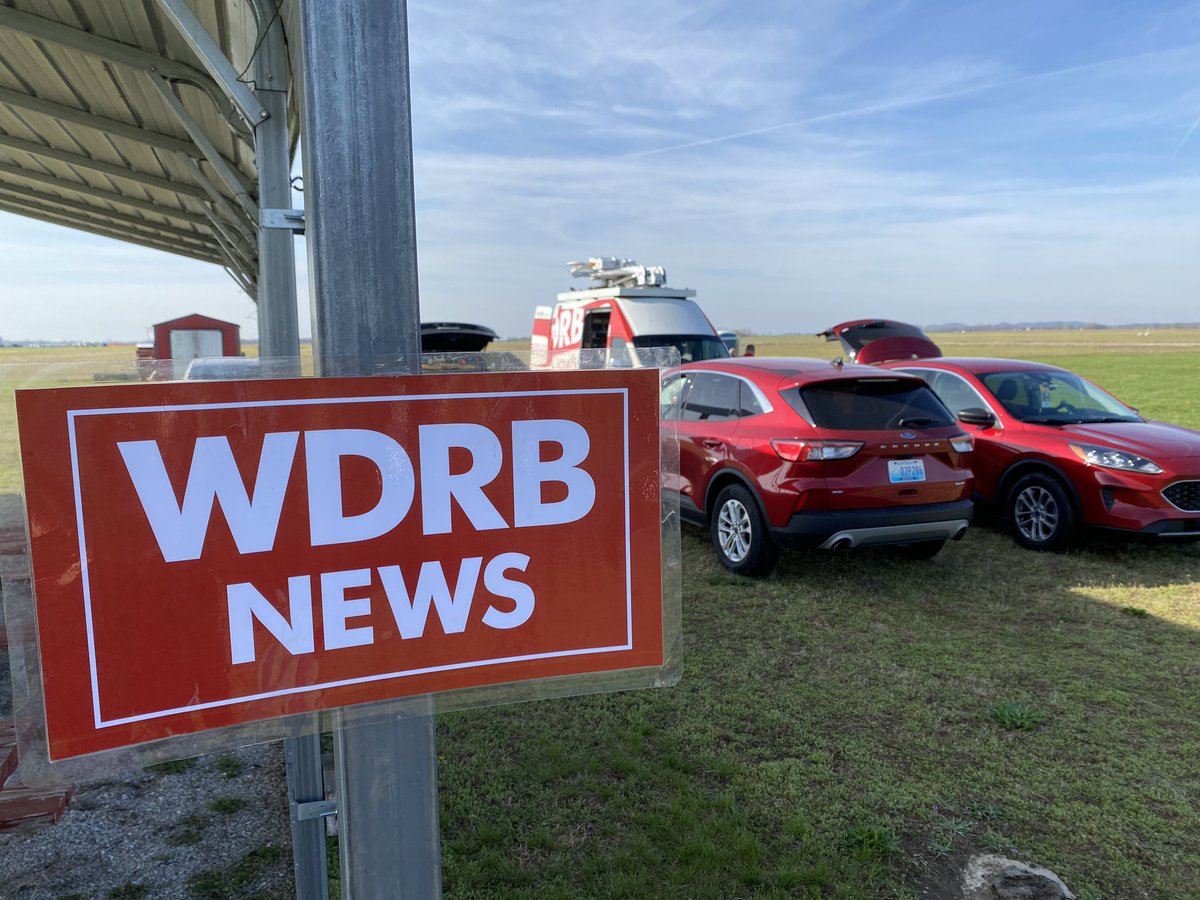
[1163,481,1200,512]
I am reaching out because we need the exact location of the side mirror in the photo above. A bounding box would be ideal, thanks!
[957,407,996,428]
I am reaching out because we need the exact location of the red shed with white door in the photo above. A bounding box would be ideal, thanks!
[151,314,241,378]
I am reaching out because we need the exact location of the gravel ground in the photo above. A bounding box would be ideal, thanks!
[0,743,295,899]
[0,499,298,899]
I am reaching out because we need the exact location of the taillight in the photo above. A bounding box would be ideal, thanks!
[771,439,863,461]
[949,434,974,453]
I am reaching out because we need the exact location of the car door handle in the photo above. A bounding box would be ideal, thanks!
[702,439,724,450]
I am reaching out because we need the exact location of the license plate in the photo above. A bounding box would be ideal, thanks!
[888,459,926,484]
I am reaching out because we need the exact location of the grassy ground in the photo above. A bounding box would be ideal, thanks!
[3,332,1200,896]
[439,528,1200,898]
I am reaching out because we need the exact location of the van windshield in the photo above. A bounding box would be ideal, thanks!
[632,334,729,363]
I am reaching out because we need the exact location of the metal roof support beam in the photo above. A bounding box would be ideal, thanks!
[0,6,222,100]
[0,193,217,258]
[222,264,258,300]
[149,77,259,221]
[210,225,256,288]
[149,0,268,129]
[0,181,215,247]
[220,255,257,299]
[0,133,210,200]
[251,6,300,361]
[0,86,196,157]
[184,158,255,241]
[201,204,256,274]
[0,197,222,265]
[0,160,210,226]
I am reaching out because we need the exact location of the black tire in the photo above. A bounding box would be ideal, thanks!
[1006,472,1077,551]
[709,483,780,576]
[887,539,946,560]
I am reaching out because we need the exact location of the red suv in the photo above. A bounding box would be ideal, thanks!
[663,358,975,574]
[881,355,1200,549]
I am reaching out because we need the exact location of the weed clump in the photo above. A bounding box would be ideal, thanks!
[144,757,196,776]
[841,824,899,860]
[989,701,1047,731]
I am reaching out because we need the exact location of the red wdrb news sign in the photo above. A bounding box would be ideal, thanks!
[16,370,663,760]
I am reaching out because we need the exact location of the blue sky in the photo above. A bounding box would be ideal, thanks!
[3,0,1200,341]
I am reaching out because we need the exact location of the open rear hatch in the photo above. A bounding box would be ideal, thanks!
[819,320,942,364]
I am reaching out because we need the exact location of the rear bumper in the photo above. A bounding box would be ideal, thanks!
[770,500,974,550]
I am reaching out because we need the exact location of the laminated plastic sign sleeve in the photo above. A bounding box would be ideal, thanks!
[15,369,664,760]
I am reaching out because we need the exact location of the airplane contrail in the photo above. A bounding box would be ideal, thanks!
[1176,111,1200,154]
[622,43,1200,160]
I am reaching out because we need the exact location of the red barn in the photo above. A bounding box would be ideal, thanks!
[152,314,241,378]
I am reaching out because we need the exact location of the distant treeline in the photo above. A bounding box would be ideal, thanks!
[924,322,1200,332]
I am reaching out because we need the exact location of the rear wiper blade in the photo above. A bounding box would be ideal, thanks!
[896,417,937,427]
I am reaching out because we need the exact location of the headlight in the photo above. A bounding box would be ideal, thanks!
[1069,443,1162,474]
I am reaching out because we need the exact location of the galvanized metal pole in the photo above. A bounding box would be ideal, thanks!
[251,6,300,361]
[284,719,331,900]
[296,1,441,897]
[296,0,423,374]
[245,5,319,895]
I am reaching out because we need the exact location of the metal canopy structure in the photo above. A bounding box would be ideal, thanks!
[2,1,435,895]
[0,0,289,301]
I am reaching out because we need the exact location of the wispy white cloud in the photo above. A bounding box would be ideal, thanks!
[622,41,1200,158]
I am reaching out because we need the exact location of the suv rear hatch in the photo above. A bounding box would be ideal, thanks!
[819,320,942,364]
[783,376,970,510]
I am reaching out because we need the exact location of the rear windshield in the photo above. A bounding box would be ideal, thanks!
[632,334,730,363]
[837,321,929,352]
[789,378,955,430]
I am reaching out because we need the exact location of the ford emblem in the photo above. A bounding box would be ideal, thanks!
[900,431,917,439]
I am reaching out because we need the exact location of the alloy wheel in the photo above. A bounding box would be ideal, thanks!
[717,499,753,563]
[1014,485,1060,543]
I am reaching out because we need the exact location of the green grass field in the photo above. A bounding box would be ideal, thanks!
[3,331,1199,897]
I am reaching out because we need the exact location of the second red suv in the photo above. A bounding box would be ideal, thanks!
[663,358,975,574]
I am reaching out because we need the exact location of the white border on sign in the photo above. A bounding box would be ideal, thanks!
[65,387,633,730]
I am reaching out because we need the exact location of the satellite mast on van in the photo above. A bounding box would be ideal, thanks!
[567,257,669,289]
[531,257,727,368]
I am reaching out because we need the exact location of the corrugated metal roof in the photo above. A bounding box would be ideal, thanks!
[0,0,283,295]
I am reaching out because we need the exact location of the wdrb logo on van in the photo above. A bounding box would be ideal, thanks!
[550,306,586,349]
[16,370,664,759]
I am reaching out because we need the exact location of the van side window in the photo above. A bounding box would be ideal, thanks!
[581,310,611,349]
[682,373,739,421]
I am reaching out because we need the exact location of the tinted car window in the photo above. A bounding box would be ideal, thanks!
[793,378,954,430]
[632,334,729,363]
[681,373,740,421]
[738,381,766,417]
[910,369,991,417]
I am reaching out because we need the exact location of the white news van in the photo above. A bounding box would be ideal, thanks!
[530,258,729,368]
